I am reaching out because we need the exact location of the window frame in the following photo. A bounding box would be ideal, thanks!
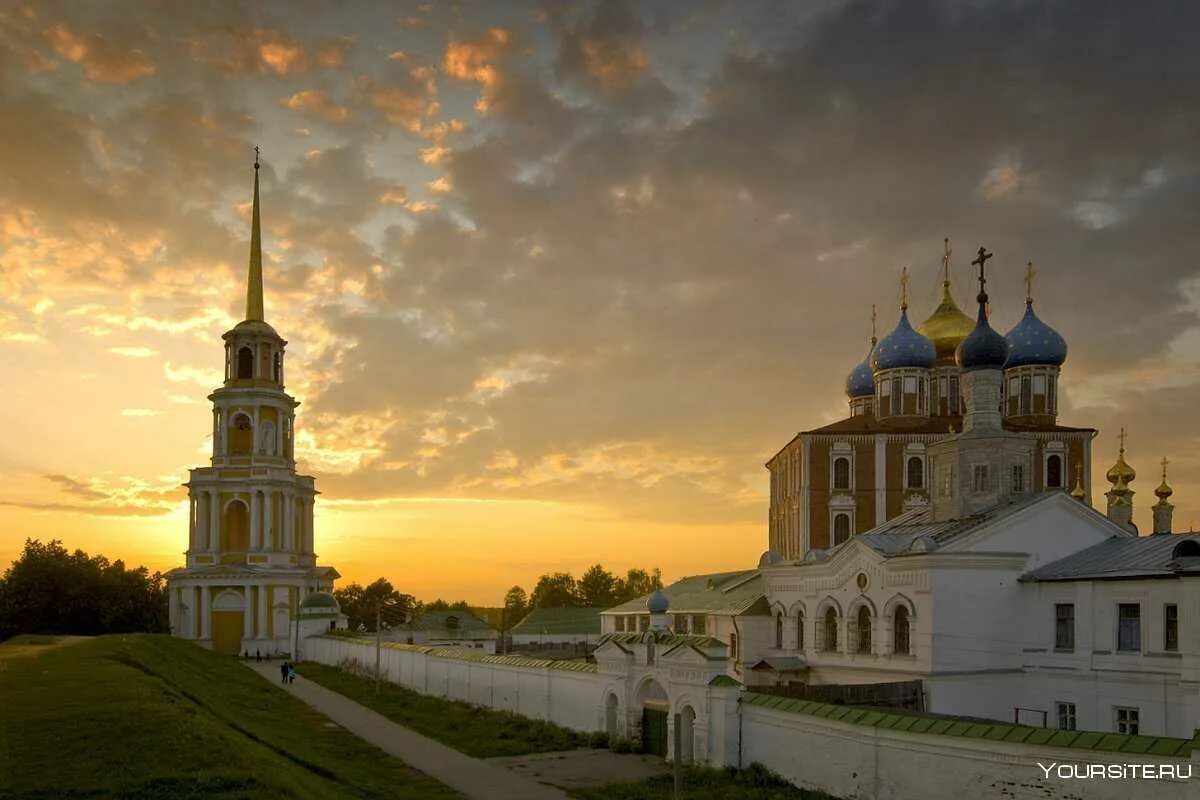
[1165,604,1179,652]
[1056,701,1077,731]
[1116,603,1142,653]
[893,606,911,655]
[1114,706,1140,735]
[1054,603,1075,651]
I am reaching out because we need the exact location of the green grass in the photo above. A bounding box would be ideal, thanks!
[297,661,590,757]
[573,763,837,800]
[0,634,459,800]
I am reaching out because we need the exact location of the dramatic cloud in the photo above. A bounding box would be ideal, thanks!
[1,0,1198,601]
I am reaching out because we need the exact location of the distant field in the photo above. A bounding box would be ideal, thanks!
[297,661,592,757]
[0,634,459,799]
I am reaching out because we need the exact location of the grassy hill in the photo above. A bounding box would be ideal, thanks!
[0,634,458,799]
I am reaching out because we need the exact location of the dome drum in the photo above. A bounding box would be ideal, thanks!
[1003,364,1060,423]
[874,367,932,422]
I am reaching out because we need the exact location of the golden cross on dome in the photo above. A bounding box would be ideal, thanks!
[900,267,909,310]
[942,237,952,284]
[1024,261,1036,304]
[1118,426,1127,454]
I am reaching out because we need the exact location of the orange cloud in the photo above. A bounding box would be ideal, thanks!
[427,176,452,193]
[314,37,350,68]
[45,23,156,84]
[378,186,409,205]
[283,89,351,123]
[443,28,511,113]
[370,85,427,131]
[580,38,647,93]
[188,28,309,76]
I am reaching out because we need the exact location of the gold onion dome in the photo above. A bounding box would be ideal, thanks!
[919,238,975,361]
[1155,457,1174,502]
[1069,463,1086,500]
[1105,428,1136,485]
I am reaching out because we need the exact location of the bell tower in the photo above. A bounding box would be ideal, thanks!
[166,150,339,656]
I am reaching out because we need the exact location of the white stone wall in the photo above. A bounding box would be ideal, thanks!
[740,703,1196,800]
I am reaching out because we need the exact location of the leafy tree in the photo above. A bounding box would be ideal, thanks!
[333,578,417,632]
[530,572,580,608]
[0,539,168,640]
[503,585,528,623]
[615,567,663,604]
[577,564,618,607]
[424,598,471,612]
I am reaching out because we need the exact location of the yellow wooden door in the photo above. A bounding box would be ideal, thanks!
[212,610,243,654]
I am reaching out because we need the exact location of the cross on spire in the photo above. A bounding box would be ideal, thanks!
[1024,261,1036,305]
[254,145,261,169]
[870,303,877,345]
[1118,426,1127,454]
[971,246,992,304]
[1162,456,1169,480]
[942,237,952,285]
[900,266,909,311]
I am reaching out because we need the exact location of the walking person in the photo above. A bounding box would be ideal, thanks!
[287,663,296,684]
[256,649,261,663]
[280,661,289,684]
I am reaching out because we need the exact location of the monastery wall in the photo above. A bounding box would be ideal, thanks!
[738,696,1198,800]
[302,635,604,733]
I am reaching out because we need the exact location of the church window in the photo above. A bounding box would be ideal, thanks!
[949,376,960,413]
[729,632,739,661]
[855,606,872,654]
[906,457,924,489]
[1019,376,1032,415]
[273,352,281,383]
[833,457,851,490]
[1165,604,1179,652]
[938,375,948,415]
[675,614,689,634]
[823,608,838,652]
[1011,464,1025,493]
[903,376,916,393]
[1117,604,1141,652]
[796,613,804,651]
[692,614,706,634]
[1114,706,1139,735]
[833,513,851,545]
[972,465,990,494]
[614,616,625,632]
[1057,702,1076,731]
[890,378,901,415]
[229,414,253,456]
[1046,455,1063,488]
[917,376,926,413]
[775,613,784,649]
[893,606,911,655]
[237,346,254,379]
[1033,374,1046,394]
[1047,376,1056,415]
[1055,603,1075,650]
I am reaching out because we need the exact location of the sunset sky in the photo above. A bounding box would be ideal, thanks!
[1,1,1198,604]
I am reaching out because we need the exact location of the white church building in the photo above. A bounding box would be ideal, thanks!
[165,154,342,656]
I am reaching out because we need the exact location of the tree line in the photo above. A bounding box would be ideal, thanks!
[501,564,664,624]
[0,539,169,641]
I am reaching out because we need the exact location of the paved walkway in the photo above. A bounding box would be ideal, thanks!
[245,661,568,800]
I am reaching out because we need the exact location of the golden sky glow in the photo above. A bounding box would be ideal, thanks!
[2,1,1199,603]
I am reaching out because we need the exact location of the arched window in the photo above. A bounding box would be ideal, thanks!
[833,457,851,490]
[823,608,838,652]
[1047,455,1063,489]
[1020,376,1032,415]
[907,456,924,489]
[856,606,872,653]
[893,606,911,655]
[229,414,253,456]
[833,513,851,546]
[272,352,281,383]
[796,613,804,651]
[775,613,784,649]
[236,346,254,379]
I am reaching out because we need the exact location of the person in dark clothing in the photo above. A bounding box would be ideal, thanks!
[287,664,296,684]
[255,649,261,663]
[280,662,289,683]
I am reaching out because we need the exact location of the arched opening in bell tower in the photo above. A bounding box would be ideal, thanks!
[236,346,254,379]
[229,413,253,455]
[221,500,249,552]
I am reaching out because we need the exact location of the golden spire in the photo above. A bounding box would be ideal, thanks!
[1070,463,1086,500]
[1155,456,1174,503]
[1024,261,1036,305]
[1105,427,1136,485]
[245,146,265,322]
[899,266,909,311]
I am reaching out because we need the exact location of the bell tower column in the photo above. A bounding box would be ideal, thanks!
[249,491,261,550]
[209,491,221,551]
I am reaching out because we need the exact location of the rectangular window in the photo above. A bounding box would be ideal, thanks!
[1011,464,1025,493]
[949,377,960,413]
[692,615,707,634]
[1117,604,1141,652]
[729,632,739,662]
[614,616,625,632]
[1055,604,1075,650]
[880,380,891,396]
[674,614,689,634]
[973,465,990,494]
[1165,604,1179,652]
[1056,702,1076,731]
[1115,706,1139,735]
[903,376,917,393]
[638,615,650,633]
[1033,375,1046,393]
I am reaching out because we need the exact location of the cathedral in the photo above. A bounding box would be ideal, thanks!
[165,155,340,655]
[767,241,1093,556]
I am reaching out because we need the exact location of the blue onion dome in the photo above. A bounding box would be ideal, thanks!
[647,589,669,614]
[1004,301,1067,368]
[956,302,1008,371]
[871,309,937,371]
[845,344,876,398]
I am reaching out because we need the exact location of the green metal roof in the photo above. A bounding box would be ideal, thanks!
[511,607,603,635]
[404,609,497,640]
[604,569,766,616]
[316,635,597,672]
[742,693,1200,756]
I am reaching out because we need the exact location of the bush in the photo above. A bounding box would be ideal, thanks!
[587,730,610,749]
[609,735,636,753]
